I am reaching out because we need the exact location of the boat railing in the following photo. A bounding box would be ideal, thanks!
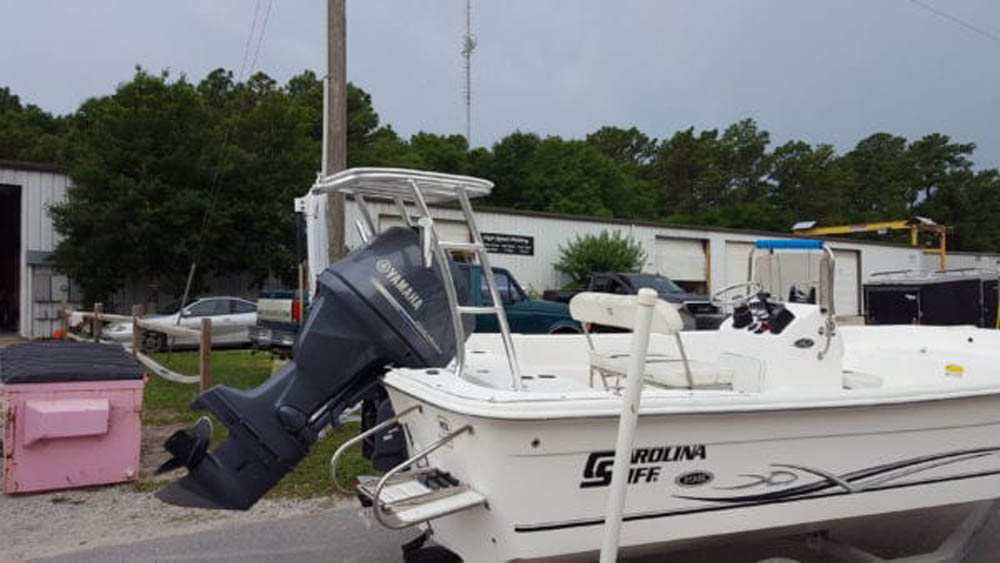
[329,404,423,495]
[310,168,522,390]
[369,424,475,529]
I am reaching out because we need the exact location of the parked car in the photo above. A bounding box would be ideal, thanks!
[248,289,306,357]
[103,296,258,351]
[543,272,725,330]
[457,264,582,334]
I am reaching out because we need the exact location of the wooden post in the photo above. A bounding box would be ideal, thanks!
[324,0,347,262]
[131,304,144,357]
[93,302,103,343]
[199,317,212,391]
[59,299,68,334]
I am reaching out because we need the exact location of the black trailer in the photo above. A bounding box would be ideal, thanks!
[864,269,999,328]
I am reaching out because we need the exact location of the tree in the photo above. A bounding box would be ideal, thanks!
[408,132,470,173]
[647,127,728,216]
[48,67,395,303]
[585,126,656,167]
[5,65,998,298]
[0,87,67,162]
[769,141,852,229]
[554,230,647,287]
[842,133,912,220]
[50,69,220,302]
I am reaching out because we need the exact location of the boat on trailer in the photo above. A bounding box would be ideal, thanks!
[157,168,1000,562]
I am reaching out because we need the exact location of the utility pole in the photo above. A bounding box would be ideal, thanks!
[324,0,347,262]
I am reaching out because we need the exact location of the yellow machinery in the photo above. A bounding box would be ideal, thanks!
[791,216,948,270]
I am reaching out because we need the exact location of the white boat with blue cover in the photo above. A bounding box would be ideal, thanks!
[157,169,1000,562]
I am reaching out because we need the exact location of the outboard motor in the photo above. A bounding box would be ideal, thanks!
[156,227,469,510]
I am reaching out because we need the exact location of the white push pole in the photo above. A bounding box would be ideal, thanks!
[599,288,657,563]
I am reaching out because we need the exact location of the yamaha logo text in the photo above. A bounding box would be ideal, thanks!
[375,259,425,311]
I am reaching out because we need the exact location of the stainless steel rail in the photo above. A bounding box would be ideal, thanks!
[328,404,423,495]
[371,424,475,530]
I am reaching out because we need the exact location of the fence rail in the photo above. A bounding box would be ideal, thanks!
[60,302,212,390]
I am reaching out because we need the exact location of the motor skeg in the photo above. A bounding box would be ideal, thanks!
[156,227,469,510]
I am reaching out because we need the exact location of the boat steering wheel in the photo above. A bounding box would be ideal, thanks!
[711,281,763,308]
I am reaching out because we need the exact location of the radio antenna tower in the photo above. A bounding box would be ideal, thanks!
[461,0,477,144]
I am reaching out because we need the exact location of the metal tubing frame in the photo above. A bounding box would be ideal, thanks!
[329,404,423,494]
[392,197,412,227]
[407,180,469,379]
[353,193,377,243]
[314,170,522,391]
[372,424,474,529]
[457,190,522,389]
[673,332,694,389]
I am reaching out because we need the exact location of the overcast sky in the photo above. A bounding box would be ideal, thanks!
[3,1,999,166]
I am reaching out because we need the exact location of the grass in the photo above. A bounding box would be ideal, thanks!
[143,350,374,499]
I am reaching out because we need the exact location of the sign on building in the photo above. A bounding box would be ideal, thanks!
[482,232,534,256]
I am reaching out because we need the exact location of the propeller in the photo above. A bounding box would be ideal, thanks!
[155,416,213,475]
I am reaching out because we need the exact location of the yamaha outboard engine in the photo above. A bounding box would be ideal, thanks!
[156,227,469,510]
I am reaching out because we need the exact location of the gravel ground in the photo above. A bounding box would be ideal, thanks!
[0,459,345,563]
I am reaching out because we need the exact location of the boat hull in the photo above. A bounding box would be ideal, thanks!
[385,386,1000,561]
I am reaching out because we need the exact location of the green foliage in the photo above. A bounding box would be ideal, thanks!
[45,67,392,302]
[0,86,68,161]
[3,70,1000,297]
[555,230,647,287]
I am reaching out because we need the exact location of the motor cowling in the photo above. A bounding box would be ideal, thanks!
[156,227,469,510]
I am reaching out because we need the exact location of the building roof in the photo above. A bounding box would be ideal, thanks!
[0,159,63,173]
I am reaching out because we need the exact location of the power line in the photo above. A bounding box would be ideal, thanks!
[179,0,274,316]
[906,0,1000,44]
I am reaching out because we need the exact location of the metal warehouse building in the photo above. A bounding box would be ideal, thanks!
[0,160,82,339]
[6,160,1000,339]
[345,198,1000,318]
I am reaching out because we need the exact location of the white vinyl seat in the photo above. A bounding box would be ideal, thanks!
[569,292,731,390]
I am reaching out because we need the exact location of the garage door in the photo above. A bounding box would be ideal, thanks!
[655,237,706,284]
[724,241,755,289]
[832,249,860,316]
[379,215,470,243]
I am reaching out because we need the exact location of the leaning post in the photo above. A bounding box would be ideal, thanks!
[199,318,212,391]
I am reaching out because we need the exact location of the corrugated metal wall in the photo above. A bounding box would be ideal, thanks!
[345,199,1000,317]
[0,164,77,338]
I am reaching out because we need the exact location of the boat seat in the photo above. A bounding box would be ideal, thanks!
[569,291,706,389]
[843,371,883,389]
[590,351,733,388]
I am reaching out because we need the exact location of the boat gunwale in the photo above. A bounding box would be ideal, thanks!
[382,369,1000,421]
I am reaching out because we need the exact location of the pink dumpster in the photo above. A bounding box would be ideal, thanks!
[1,341,144,494]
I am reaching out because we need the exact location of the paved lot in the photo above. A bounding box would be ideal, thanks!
[36,500,1000,562]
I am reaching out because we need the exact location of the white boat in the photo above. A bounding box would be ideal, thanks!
[158,168,1000,562]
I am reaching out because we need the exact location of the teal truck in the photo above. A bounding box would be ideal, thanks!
[456,263,581,334]
[250,265,580,356]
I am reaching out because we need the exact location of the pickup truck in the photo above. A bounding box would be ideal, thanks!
[248,289,305,357]
[249,266,580,357]
[456,263,581,334]
[543,272,725,330]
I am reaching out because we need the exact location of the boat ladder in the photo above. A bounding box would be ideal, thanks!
[329,405,486,529]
